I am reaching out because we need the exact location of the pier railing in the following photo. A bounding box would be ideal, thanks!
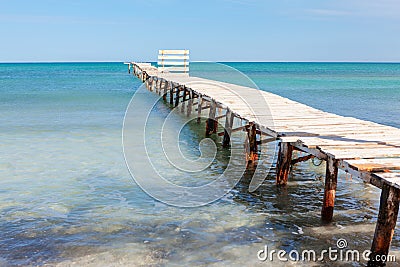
[157,49,189,74]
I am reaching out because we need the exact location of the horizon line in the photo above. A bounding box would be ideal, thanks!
[1,60,400,64]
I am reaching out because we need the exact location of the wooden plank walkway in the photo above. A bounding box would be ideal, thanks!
[127,61,400,266]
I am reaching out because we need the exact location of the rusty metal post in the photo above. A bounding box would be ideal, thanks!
[186,90,193,117]
[197,95,203,123]
[175,86,181,107]
[222,109,234,147]
[321,157,338,222]
[276,142,293,185]
[368,184,400,266]
[206,100,217,137]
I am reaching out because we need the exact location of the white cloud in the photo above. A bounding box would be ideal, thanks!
[306,0,400,19]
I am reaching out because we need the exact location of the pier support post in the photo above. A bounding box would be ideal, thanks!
[321,157,338,222]
[247,124,258,163]
[206,101,217,137]
[368,184,400,267]
[181,87,187,113]
[197,96,203,123]
[186,90,193,117]
[162,80,167,101]
[169,83,174,106]
[174,86,181,107]
[155,79,159,94]
[222,109,234,147]
[158,79,163,95]
[276,142,293,185]
[151,77,157,92]
[144,76,150,90]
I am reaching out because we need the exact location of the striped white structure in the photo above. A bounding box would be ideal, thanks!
[157,50,189,74]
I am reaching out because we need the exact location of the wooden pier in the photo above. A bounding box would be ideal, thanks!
[125,55,400,266]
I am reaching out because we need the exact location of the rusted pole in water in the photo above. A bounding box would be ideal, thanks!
[368,184,400,267]
[169,83,174,106]
[197,95,203,123]
[247,124,258,163]
[186,90,193,117]
[321,157,338,222]
[174,86,181,107]
[222,109,234,147]
[206,100,217,137]
[276,142,293,185]
[158,79,162,95]
[181,87,187,113]
[162,80,167,101]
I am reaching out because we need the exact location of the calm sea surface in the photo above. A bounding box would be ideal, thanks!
[0,62,400,266]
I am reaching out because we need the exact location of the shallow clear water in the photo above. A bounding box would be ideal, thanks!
[0,62,400,266]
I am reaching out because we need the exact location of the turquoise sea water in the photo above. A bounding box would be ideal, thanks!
[1,62,400,266]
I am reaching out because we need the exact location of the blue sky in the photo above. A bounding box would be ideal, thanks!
[1,0,399,62]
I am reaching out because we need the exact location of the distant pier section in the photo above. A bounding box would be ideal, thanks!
[125,50,400,266]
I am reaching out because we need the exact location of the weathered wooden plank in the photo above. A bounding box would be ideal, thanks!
[337,161,384,189]
[158,50,189,55]
[157,61,190,66]
[135,62,153,66]
[375,173,400,190]
[280,136,400,148]
[158,55,190,60]
[218,125,248,136]
[343,158,400,172]
[322,148,400,160]
[292,154,314,165]
[159,67,189,72]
